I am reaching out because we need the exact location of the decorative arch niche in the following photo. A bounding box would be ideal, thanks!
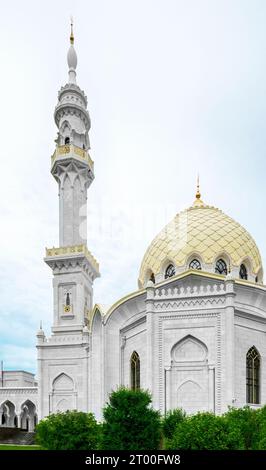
[52,373,74,392]
[171,335,208,363]
[168,335,210,414]
[51,373,76,414]
[56,398,71,413]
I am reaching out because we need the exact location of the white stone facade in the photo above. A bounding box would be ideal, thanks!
[88,273,265,420]
[1,31,266,430]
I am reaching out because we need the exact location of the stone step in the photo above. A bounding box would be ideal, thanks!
[0,428,35,445]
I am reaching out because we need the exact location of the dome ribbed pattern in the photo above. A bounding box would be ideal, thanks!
[138,204,262,287]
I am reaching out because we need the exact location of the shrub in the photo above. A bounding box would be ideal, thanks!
[166,411,244,450]
[224,406,260,450]
[256,405,266,450]
[102,388,161,450]
[162,408,186,440]
[36,410,101,450]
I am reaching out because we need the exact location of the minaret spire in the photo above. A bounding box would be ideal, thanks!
[196,174,201,200]
[193,174,205,207]
[70,16,74,44]
[67,17,77,84]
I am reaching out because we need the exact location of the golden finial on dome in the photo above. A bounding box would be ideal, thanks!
[193,174,205,207]
[196,174,201,199]
[70,16,74,45]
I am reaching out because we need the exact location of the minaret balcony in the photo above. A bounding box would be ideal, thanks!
[45,244,100,279]
[51,144,94,172]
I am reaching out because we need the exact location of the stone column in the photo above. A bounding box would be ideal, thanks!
[145,281,155,397]
[82,326,90,412]
[222,275,236,412]
[120,335,126,386]
[208,365,215,412]
[17,414,21,429]
[164,366,171,414]
[36,327,45,420]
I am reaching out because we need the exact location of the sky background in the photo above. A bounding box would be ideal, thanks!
[0,0,266,373]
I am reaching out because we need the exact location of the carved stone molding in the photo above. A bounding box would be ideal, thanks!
[0,388,38,396]
[154,296,225,311]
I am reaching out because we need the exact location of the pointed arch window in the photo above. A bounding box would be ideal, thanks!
[239,264,248,280]
[66,293,70,306]
[246,346,260,404]
[130,351,140,391]
[215,259,228,275]
[64,137,70,145]
[189,259,202,270]
[165,264,175,279]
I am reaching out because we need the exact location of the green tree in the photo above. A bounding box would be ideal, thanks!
[36,410,101,450]
[102,388,161,450]
[162,408,186,440]
[166,412,244,450]
[224,406,260,450]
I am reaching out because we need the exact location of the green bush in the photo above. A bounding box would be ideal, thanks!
[36,410,101,450]
[166,411,244,450]
[224,406,260,450]
[162,408,186,440]
[102,388,161,450]
[256,405,266,450]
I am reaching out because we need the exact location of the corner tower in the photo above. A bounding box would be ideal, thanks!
[45,22,100,333]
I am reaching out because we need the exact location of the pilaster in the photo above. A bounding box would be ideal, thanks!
[145,281,155,396]
[221,274,236,412]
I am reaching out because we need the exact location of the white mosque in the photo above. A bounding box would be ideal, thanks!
[0,26,265,432]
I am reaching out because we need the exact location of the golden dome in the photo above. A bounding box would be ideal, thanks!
[138,196,263,288]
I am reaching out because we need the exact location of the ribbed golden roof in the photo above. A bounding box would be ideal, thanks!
[138,197,262,287]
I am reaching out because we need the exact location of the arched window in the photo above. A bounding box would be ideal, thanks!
[65,137,70,145]
[239,264,248,280]
[150,273,155,283]
[165,264,175,279]
[130,351,140,391]
[189,259,202,270]
[66,293,70,306]
[215,259,228,275]
[246,346,260,404]
[255,276,258,283]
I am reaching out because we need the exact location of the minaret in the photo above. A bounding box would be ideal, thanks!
[44,21,100,332]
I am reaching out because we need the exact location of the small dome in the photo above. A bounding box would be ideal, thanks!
[67,45,77,70]
[138,199,263,287]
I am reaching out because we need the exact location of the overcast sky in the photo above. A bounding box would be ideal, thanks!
[0,0,266,373]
